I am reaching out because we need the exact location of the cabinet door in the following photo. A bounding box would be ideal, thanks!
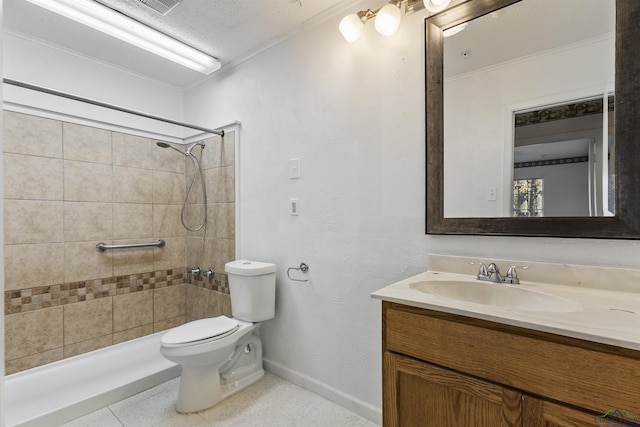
[522,395,601,427]
[384,352,522,427]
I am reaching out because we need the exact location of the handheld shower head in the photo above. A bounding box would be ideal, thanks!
[156,141,188,156]
[155,140,208,232]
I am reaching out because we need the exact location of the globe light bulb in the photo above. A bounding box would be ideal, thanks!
[424,0,451,13]
[339,14,365,43]
[374,4,401,37]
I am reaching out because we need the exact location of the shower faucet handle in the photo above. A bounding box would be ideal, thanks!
[204,269,214,278]
[190,267,201,276]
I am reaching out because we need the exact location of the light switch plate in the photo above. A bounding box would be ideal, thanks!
[289,158,301,179]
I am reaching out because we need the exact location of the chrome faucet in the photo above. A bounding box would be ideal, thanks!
[470,261,528,284]
[487,263,503,283]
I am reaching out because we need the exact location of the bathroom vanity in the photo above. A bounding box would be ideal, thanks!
[373,257,640,427]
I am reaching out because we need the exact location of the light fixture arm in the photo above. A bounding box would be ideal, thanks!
[356,0,427,23]
[357,9,377,22]
[339,0,440,43]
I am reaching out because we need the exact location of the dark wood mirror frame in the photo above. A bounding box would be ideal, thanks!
[426,0,640,238]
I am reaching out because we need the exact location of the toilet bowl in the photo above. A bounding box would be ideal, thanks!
[160,260,276,413]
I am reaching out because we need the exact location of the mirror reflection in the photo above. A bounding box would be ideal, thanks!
[442,0,615,218]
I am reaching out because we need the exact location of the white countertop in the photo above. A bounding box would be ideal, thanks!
[372,269,640,351]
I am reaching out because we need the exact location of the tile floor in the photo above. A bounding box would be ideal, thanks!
[62,373,379,427]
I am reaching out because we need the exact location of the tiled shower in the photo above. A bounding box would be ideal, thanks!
[3,110,236,375]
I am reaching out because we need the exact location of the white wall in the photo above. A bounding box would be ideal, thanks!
[184,3,640,422]
[185,6,429,420]
[3,31,185,138]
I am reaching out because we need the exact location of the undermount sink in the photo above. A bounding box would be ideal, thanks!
[409,280,583,313]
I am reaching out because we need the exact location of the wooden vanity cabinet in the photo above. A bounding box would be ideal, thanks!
[382,301,640,427]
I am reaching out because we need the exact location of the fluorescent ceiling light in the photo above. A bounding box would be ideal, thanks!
[23,0,221,74]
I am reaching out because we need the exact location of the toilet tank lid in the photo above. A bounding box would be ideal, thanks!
[225,260,276,276]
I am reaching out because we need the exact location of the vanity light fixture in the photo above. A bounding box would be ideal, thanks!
[23,0,221,74]
[339,0,453,43]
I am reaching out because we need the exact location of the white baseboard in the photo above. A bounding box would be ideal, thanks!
[263,358,382,425]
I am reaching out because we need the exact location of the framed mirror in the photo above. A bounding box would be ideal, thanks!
[426,0,640,238]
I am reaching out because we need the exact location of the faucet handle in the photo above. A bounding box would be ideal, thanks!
[469,261,489,279]
[504,265,529,284]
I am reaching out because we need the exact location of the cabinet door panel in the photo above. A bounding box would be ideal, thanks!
[523,395,601,427]
[385,352,521,427]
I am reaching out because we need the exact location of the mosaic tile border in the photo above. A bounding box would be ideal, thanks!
[5,268,188,315]
[190,272,230,294]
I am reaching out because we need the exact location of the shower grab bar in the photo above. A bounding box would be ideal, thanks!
[3,79,224,137]
[96,240,165,252]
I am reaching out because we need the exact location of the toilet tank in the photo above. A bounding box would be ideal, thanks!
[224,260,276,322]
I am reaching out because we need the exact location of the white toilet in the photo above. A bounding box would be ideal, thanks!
[160,260,276,413]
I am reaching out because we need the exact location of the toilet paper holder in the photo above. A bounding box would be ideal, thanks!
[287,262,309,282]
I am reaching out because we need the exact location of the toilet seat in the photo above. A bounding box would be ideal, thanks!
[161,316,239,347]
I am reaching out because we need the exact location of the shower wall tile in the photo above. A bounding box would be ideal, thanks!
[4,200,64,245]
[153,236,186,271]
[184,172,205,205]
[64,202,113,242]
[152,170,186,204]
[206,166,235,203]
[199,135,222,169]
[5,306,63,360]
[153,144,186,173]
[153,284,186,322]
[154,204,184,238]
[63,298,113,345]
[3,111,63,158]
[219,166,235,203]
[63,122,112,164]
[198,133,234,170]
[4,112,236,373]
[222,132,235,167]
[64,160,113,202]
[186,237,204,270]
[153,315,186,333]
[114,324,155,345]
[64,241,113,283]
[112,240,155,276]
[5,348,63,375]
[198,238,236,274]
[113,203,153,239]
[183,204,207,236]
[4,243,65,291]
[113,132,154,170]
[113,290,154,332]
[186,285,231,322]
[113,166,153,203]
[64,335,113,359]
[207,203,235,239]
[4,153,63,200]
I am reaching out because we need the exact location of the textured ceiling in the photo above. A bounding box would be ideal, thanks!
[4,0,364,87]
[3,0,616,88]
